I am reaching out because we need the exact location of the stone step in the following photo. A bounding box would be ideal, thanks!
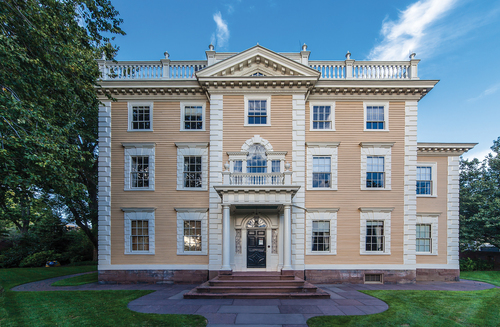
[209,279,305,287]
[183,290,331,299]
[196,284,319,294]
[217,274,296,280]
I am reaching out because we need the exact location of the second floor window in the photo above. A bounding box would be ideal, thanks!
[184,106,203,130]
[131,105,151,130]
[248,100,267,125]
[366,105,385,130]
[247,144,267,173]
[312,105,332,130]
[417,166,432,195]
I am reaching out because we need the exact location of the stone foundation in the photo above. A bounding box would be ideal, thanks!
[98,270,209,284]
[305,269,417,284]
[416,269,459,281]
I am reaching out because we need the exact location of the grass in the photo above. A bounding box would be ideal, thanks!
[460,270,500,287]
[0,266,206,327]
[308,272,500,327]
[51,272,98,286]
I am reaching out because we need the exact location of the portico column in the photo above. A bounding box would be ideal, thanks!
[221,204,231,270]
[283,205,292,270]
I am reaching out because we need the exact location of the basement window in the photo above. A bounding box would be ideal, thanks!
[364,274,383,284]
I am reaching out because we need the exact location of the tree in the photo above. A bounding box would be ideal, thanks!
[0,0,124,257]
[460,137,500,250]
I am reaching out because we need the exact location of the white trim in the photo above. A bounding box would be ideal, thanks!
[306,143,339,190]
[99,264,209,270]
[98,101,112,267]
[305,264,416,270]
[244,95,271,126]
[176,142,209,191]
[127,101,153,132]
[123,143,155,191]
[309,101,335,131]
[447,156,460,265]
[416,215,439,255]
[416,263,459,269]
[176,209,208,255]
[306,210,337,255]
[416,162,438,197]
[360,209,391,255]
[364,101,389,131]
[360,144,392,190]
[180,101,206,132]
[123,210,155,255]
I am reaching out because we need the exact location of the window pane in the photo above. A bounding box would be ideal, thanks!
[184,220,202,252]
[248,100,267,124]
[132,106,151,130]
[312,220,330,252]
[366,106,384,129]
[184,156,202,187]
[312,105,332,129]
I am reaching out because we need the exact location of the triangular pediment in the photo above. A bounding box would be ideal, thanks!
[196,45,320,79]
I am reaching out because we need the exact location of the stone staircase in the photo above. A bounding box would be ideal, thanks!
[184,271,330,299]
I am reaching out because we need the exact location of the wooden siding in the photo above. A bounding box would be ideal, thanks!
[305,101,406,265]
[416,155,449,264]
[110,101,210,265]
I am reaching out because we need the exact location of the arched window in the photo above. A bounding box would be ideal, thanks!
[246,144,267,173]
[246,217,267,228]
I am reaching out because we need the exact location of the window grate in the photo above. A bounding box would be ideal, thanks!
[365,274,383,284]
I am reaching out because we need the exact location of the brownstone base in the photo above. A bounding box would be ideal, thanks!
[305,269,417,284]
[98,270,209,284]
[416,269,459,281]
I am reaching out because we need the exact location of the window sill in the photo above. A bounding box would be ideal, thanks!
[363,129,390,132]
[180,129,206,132]
[307,252,337,255]
[125,252,155,255]
[124,188,155,192]
[417,194,437,198]
[307,187,338,191]
[177,252,207,256]
[176,187,208,191]
[309,128,336,132]
[360,252,391,255]
[416,252,438,256]
[244,124,271,127]
[127,129,154,132]
[361,187,391,191]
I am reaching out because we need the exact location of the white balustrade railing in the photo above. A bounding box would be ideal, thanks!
[99,60,207,80]
[352,62,410,79]
[230,173,285,186]
[309,61,345,79]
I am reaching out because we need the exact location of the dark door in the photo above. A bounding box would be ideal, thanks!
[247,229,266,268]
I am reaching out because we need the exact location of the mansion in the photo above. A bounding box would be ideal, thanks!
[97,44,475,284]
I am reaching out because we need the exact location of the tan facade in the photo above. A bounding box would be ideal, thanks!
[97,45,475,284]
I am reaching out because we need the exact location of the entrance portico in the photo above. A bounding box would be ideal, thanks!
[214,186,299,273]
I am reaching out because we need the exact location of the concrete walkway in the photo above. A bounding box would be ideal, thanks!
[12,273,498,327]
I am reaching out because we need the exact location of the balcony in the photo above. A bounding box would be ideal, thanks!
[222,172,292,186]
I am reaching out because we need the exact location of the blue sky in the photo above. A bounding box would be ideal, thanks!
[110,0,500,160]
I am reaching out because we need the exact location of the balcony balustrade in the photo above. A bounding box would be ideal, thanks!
[222,172,292,186]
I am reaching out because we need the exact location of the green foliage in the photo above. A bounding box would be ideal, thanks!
[52,272,98,286]
[460,137,500,250]
[460,270,500,287]
[0,267,206,327]
[0,0,124,254]
[459,257,494,271]
[19,250,63,267]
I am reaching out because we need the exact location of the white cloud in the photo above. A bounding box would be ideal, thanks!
[368,0,458,60]
[462,148,492,161]
[467,82,500,102]
[212,12,230,49]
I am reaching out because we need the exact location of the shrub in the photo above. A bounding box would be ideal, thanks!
[460,257,494,271]
[19,250,64,268]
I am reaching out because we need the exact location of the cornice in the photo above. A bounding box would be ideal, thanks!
[417,143,477,156]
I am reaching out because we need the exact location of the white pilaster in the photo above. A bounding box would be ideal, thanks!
[283,205,292,270]
[209,94,224,271]
[98,101,112,266]
[447,156,460,267]
[291,94,306,270]
[221,205,231,270]
[404,101,418,266]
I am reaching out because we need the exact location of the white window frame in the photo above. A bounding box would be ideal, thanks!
[175,208,208,255]
[416,162,437,197]
[306,209,338,255]
[128,102,153,132]
[123,143,155,191]
[122,208,155,255]
[309,102,335,131]
[416,214,439,255]
[359,208,392,255]
[360,142,393,191]
[180,101,206,132]
[306,142,339,190]
[175,142,209,191]
[364,102,389,131]
[244,95,271,126]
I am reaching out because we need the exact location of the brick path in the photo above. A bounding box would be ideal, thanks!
[11,273,497,327]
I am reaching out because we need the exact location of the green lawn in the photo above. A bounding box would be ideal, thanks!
[460,270,500,287]
[308,271,500,327]
[51,272,98,286]
[0,266,206,327]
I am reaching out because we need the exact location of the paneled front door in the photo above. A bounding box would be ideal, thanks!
[247,229,266,268]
